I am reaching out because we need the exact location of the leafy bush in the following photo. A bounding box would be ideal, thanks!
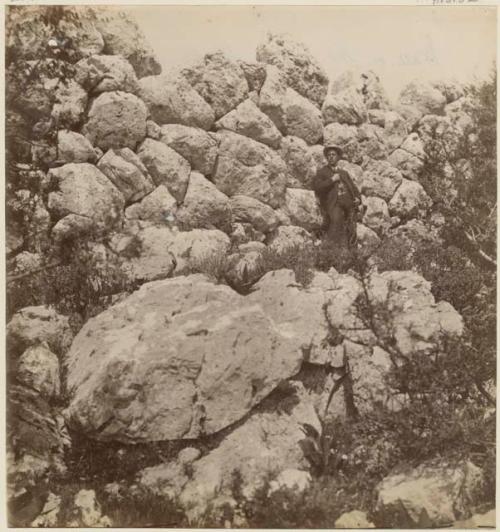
[7,236,136,331]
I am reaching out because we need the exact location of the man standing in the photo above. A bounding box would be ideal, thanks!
[312,144,362,248]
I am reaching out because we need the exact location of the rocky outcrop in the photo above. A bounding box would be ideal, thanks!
[64,274,304,442]
[388,178,432,218]
[330,70,389,110]
[335,510,375,528]
[93,7,161,78]
[280,136,317,188]
[137,138,190,203]
[398,81,447,116]
[179,382,320,520]
[266,226,313,255]
[375,460,484,527]
[97,148,155,203]
[176,172,232,233]
[7,306,73,357]
[160,124,218,176]
[362,196,391,235]
[182,51,249,119]
[111,224,230,283]
[216,99,282,149]
[75,54,139,94]
[47,163,125,233]
[283,188,323,232]
[138,74,215,130]
[360,158,403,201]
[230,195,279,234]
[124,185,177,223]
[322,89,368,126]
[212,131,287,208]
[256,33,329,107]
[83,91,148,151]
[259,66,323,144]
[57,130,97,164]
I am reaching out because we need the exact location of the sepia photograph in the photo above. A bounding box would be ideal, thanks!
[4,2,497,528]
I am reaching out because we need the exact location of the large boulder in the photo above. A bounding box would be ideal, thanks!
[176,172,232,233]
[125,185,177,223]
[137,138,190,203]
[212,131,287,208]
[335,511,375,529]
[75,54,139,94]
[388,178,432,218]
[375,460,485,527]
[283,188,323,232]
[229,195,279,234]
[362,196,391,235]
[160,124,218,176]
[266,226,313,256]
[379,110,408,151]
[357,123,389,161]
[248,269,343,365]
[182,51,249,119]
[280,136,317,188]
[57,130,97,164]
[64,274,303,442]
[47,163,125,232]
[93,8,161,78]
[323,122,361,164]
[112,224,230,283]
[97,148,155,203]
[331,270,464,359]
[259,67,322,145]
[138,74,215,130]
[83,91,147,151]
[16,345,60,399]
[330,70,389,110]
[178,382,321,520]
[322,89,367,126]
[256,33,329,107]
[387,132,425,179]
[398,81,447,116]
[323,269,464,415]
[356,223,381,258]
[215,99,282,149]
[51,215,94,243]
[360,158,403,201]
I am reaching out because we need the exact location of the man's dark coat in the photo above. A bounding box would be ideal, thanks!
[312,165,361,212]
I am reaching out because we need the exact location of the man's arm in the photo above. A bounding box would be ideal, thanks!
[340,170,362,202]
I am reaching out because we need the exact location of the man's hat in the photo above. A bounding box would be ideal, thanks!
[323,144,343,157]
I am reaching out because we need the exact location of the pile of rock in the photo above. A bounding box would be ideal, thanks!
[6,6,489,527]
[8,6,472,286]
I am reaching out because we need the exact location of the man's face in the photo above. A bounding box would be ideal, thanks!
[326,150,340,166]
